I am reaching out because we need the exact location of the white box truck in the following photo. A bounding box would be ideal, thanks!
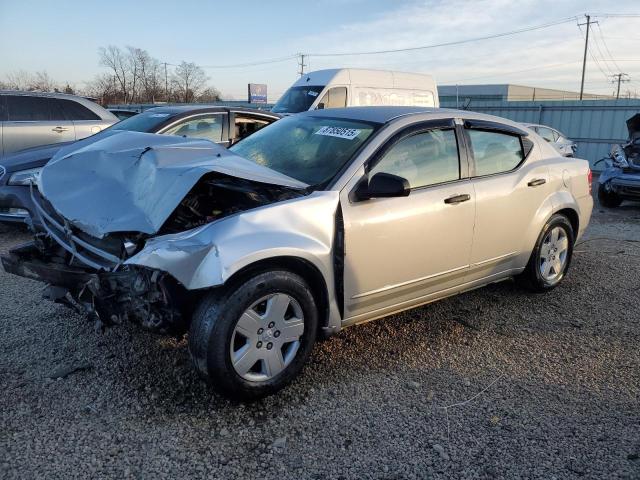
[271,68,439,114]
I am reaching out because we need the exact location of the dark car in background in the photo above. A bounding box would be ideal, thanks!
[0,91,118,156]
[0,105,280,224]
[108,109,139,120]
[597,113,640,207]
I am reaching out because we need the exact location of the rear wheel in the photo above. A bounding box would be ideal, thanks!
[188,270,318,400]
[518,214,574,292]
[598,183,622,208]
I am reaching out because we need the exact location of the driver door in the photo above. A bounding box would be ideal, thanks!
[341,120,475,322]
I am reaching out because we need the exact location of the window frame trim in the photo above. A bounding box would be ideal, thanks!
[462,119,533,179]
[362,118,469,192]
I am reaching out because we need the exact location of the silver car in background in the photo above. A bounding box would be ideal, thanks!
[523,123,577,157]
[0,91,118,156]
[2,107,593,400]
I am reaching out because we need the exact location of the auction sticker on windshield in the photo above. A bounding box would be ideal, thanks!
[315,126,362,140]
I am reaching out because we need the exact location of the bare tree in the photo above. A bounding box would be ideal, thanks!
[99,45,130,103]
[172,62,208,103]
[5,70,33,90]
[197,87,222,103]
[30,71,58,92]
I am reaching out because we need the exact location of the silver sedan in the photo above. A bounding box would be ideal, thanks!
[2,107,593,400]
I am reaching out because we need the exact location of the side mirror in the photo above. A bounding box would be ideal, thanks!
[355,172,410,200]
[316,102,325,110]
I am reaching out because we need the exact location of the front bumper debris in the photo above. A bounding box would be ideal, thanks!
[1,242,186,333]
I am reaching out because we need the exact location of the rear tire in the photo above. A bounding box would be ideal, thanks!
[188,270,318,400]
[598,183,622,208]
[517,214,574,292]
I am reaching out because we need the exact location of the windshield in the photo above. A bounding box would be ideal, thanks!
[230,115,377,186]
[107,111,177,133]
[271,86,325,114]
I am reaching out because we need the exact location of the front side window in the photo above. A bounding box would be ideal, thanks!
[230,115,377,186]
[271,86,324,113]
[6,95,51,121]
[369,129,460,188]
[318,87,347,109]
[163,114,224,142]
[467,130,524,176]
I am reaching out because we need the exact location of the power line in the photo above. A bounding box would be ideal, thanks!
[595,23,624,72]
[304,16,580,57]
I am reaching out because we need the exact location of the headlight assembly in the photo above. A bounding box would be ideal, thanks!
[7,167,42,186]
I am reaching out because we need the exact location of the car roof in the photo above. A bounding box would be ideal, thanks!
[142,105,279,117]
[299,106,527,128]
[0,90,93,101]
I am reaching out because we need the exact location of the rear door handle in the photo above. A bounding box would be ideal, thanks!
[444,193,471,204]
[527,178,546,187]
[52,126,68,133]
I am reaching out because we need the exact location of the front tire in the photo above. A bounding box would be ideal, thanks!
[518,214,574,292]
[188,270,318,400]
[598,183,622,208]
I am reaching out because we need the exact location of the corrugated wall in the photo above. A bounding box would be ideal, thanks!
[440,99,640,169]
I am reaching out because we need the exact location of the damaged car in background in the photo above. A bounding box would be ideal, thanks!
[596,113,640,207]
[1,107,593,400]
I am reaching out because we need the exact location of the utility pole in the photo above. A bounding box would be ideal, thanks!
[163,62,168,102]
[610,73,630,99]
[578,14,591,101]
[298,54,307,77]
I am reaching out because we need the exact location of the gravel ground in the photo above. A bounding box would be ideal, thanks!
[1,193,639,479]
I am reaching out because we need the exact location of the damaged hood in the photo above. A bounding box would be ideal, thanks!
[39,131,308,238]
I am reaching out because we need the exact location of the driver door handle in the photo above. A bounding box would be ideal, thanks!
[52,126,69,133]
[444,193,471,205]
[527,178,546,187]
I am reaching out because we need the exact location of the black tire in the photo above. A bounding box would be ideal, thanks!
[598,183,622,208]
[188,270,318,400]
[517,214,575,292]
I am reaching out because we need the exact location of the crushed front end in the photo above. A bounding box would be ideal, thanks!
[1,190,189,333]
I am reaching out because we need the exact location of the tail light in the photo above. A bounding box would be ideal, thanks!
[587,168,593,194]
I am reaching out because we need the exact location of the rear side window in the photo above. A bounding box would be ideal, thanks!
[6,95,51,121]
[467,130,524,176]
[55,99,101,121]
[370,129,460,188]
[537,127,555,143]
[319,87,347,109]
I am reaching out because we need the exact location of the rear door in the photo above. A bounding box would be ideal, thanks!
[3,95,75,154]
[464,120,550,279]
[54,98,104,140]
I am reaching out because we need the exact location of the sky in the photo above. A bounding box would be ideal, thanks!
[1,0,639,101]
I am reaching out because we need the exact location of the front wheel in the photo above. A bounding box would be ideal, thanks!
[598,183,622,208]
[518,214,574,292]
[188,270,318,400]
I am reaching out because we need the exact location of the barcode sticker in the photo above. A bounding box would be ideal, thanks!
[314,126,361,140]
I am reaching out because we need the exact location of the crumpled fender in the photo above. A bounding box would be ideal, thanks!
[125,191,340,291]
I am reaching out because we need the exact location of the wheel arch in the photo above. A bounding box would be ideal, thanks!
[223,255,331,337]
[554,207,579,237]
